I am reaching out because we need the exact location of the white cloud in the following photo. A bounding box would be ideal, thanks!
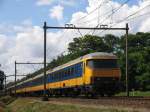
[0,24,71,81]
[70,0,150,35]
[0,34,8,54]
[60,0,77,7]
[139,18,150,32]
[36,0,77,6]
[49,5,64,21]
[36,0,54,6]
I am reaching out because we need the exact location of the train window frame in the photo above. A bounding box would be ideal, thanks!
[86,59,118,69]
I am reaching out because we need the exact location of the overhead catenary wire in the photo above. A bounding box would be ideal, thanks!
[76,1,114,25]
[74,0,110,24]
[75,0,115,36]
[97,3,150,35]
[126,11,150,21]
[115,3,150,24]
[91,0,131,35]
[96,0,131,25]
[77,29,84,38]
[68,0,130,37]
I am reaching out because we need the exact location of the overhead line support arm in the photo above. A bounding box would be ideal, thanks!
[45,26,126,30]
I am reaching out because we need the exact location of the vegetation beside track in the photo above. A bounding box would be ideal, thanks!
[0,96,16,112]
[116,91,150,97]
[0,96,16,105]
[3,98,145,112]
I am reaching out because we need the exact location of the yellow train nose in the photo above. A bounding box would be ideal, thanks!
[92,68,121,78]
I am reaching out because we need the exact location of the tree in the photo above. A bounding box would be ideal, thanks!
[119,32,150,90]
[68,35,115,55]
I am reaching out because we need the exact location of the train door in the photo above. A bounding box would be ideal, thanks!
[84,60,93,85]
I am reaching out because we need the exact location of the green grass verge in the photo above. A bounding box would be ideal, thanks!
[0,96,16,105]
[5,98,140,112]
[116,91,150,97]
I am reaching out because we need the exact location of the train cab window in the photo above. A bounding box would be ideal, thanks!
[87,59,118,68]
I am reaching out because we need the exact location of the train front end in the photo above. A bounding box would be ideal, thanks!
[84,53,121,96]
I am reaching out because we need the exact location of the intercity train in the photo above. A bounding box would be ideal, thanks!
[7,52,121,96]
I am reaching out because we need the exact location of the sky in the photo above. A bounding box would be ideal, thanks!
[0,0,150,82]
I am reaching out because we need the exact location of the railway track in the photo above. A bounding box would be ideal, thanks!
[97,96,150,100]
[19,96,150,109]
[47,96,150,109]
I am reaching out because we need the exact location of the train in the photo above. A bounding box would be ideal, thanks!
[6,52,121,97]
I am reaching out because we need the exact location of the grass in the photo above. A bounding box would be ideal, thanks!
[1,91,150,112]
[116,91,150,97]
[0,96,16,112]
[5,98,141,112]
[0,96,16,105]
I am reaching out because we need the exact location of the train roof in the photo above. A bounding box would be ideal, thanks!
[82,52,117,59]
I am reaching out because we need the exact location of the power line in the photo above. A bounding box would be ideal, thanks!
[98,0,131,25]
[91,0,131,35]
[115,3,150,24]
[127,11,150,21]
[71,0,130,36]
[74,0,110,24]
[77,28,84,38]
[97,3,150,35]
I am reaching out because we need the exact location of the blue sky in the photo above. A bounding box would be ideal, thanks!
[0,0,139,27]
[0,0,88,26]
[113,0,139,6]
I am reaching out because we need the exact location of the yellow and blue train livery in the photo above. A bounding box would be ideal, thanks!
[7,52,121,96]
